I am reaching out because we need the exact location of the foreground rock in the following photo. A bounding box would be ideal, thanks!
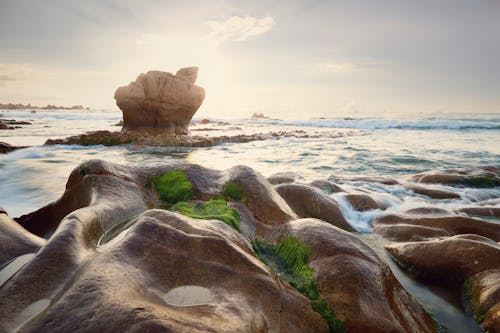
[0,160,438,332]
[386,235,500,332]
[269,219,436,333]
[114,67,205,134]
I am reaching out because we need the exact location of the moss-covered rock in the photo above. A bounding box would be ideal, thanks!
[170,198,241,231]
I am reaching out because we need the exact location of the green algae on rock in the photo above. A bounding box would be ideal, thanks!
[254,236,345,333]
[147,170,193,205]
[170,198,241,232]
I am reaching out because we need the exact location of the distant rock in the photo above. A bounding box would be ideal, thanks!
[114,67,205,134]
[0,142,27,153]
[251,112,269,119]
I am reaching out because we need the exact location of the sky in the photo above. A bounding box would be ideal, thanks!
[0,0,499,119]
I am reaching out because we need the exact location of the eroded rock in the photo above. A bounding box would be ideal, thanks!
[268,218,436,333]
[114,67,205,134]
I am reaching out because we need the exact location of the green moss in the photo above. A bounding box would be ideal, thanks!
[223,181,245,201]
[147,170,193,205]
[253,237,345,333]
[170,198,240,231]
[463,278,487,324]
[78,163,90,175]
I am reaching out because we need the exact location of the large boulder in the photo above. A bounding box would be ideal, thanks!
[114,67,205,134]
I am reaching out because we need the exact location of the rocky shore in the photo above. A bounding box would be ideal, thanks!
[1,161,498,332]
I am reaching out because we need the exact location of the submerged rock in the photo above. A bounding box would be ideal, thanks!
[114,67,205,134]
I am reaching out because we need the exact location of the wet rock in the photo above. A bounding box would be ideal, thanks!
[468,269,500,332]
[405,184,460,199]
[386,235,500,280]
[226,165,298,228]
[267,172,305,185]
[386,235,500,332]
[332,176,400,185]
[458,206,500,218]
[269,218,436,333]
[309,179,344,193]
[409,167,500,188]
[403,207,453,216]
[373,214,500,242]
[114,67,205,134]
[0,142,27,154]
[343,193,391,211]
[275,183,354,231]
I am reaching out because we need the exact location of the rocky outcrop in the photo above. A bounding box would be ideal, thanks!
[0,160,439,333]
[114,67,205,134]
[268,219,436,333]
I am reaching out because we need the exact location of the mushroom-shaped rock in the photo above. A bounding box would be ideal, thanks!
[114,67,205,134]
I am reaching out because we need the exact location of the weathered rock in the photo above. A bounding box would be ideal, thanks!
[267,172,304,185]
[225,166,298,228]
[275,183,354,231]
[386,235,500,280]
[386,235,500,332]
[268,218,437,333]
[373,214,500,242]
[0,161,338,332]
[0,210,327,333]
[409,167,500,188]
[114,67,205,134]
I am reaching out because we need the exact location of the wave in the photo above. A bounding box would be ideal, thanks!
[248,117,500,130]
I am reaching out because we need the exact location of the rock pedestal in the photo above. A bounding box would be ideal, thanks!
[114,67,205,135]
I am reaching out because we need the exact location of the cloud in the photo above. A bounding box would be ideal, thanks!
[318,63,359,73]
[206,15,275,43]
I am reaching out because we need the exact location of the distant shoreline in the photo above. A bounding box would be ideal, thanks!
[0,102,89,110]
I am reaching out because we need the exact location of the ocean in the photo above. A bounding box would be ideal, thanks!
[1,108,499,332]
